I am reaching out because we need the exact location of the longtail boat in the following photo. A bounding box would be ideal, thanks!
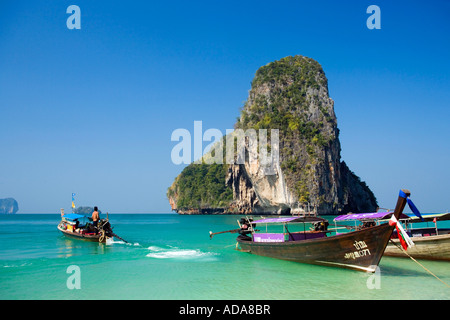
[210,189,411,272]
[57,209,127,244]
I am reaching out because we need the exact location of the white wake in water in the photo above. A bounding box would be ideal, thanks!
[146,245,218,261]
[106,239,141,246]
[105,241,217,261]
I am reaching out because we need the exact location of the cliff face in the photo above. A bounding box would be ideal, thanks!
[0,198,19,214]
[168,55,377,215]
[225,155,295,215]
[228,55,377,214]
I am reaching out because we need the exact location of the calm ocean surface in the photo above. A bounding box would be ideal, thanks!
[0,214,449,300]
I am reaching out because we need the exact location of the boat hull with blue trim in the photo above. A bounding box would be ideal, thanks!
[57,212,121,243]
[58,218,112,243]
[58,223,108,243]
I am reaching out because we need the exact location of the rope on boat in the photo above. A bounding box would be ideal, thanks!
[389,240,450,288]
[99,231,105,243]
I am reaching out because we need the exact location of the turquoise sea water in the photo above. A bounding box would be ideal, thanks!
[0,214,449,300]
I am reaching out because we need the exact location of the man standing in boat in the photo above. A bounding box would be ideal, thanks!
[92,206,100,228]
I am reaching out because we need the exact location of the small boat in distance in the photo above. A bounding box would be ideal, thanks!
[210,189,411,272]
[58,209,127,244]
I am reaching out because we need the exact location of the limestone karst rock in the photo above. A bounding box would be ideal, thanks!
[168,55,377,215]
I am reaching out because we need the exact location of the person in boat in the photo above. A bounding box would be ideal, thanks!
[74,219,80,233]
[92,206,100,228]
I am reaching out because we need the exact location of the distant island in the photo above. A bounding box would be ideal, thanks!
[167,55,377,215]
[0,198,19,214]
[73,206,102,215]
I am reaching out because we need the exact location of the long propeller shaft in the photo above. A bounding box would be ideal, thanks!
[209,228,241,239]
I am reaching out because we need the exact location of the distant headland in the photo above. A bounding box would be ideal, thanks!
[73,206,102,215]
[0,198,19,214]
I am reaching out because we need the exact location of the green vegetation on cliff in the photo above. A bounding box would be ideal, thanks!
[167,162,232,210]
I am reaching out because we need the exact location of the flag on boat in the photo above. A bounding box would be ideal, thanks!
[72,193,76,209]
[407,198,424,221]
[400,189,424,221]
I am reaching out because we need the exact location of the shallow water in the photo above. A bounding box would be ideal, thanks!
[0,214,449,299]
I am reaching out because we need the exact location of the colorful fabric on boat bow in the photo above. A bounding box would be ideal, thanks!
[389,215,414,250]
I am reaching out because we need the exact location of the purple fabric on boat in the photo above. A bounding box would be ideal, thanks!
[334,212,391,221]
[252,217,299,224]
[253,233,285,242]
[288,232,326,241]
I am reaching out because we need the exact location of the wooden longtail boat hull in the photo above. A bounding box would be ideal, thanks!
[385,233,450,261]
[237,223,394,272]
[58,225,108,243]
[210,189,410,272]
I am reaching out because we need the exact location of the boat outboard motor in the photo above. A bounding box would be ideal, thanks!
[237,218,255,241]
[313,221,329,232]
[98,219,111,234]
[97,219,129,243]
[239,218,255,235]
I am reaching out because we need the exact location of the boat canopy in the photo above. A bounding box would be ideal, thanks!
[252,216,326,224]
[334,212,391,221]
[63,213,85,220]
[408,212,450,222]
[334,211,409,222]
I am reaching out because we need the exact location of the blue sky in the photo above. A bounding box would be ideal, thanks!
[0,1,449,213]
